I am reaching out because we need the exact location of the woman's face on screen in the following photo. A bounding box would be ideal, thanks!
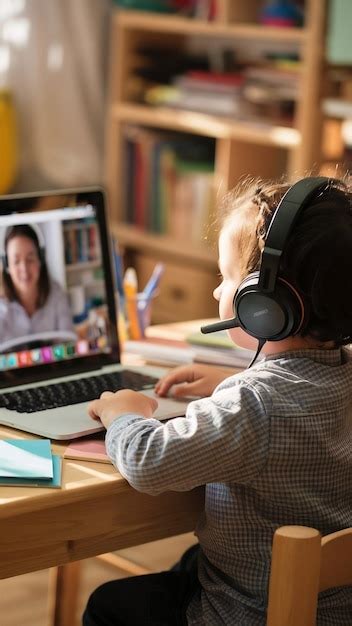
[6,236,41,298]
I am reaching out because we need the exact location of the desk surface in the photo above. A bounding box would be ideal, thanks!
[0,424,204,579]
[0,320,207,580]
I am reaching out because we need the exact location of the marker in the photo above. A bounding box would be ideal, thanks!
[123,267,141,340]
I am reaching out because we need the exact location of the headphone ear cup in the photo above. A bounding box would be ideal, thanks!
[234,272,304,341]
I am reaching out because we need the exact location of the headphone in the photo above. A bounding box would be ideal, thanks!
[1,223,46,271]
[201,176,332,353]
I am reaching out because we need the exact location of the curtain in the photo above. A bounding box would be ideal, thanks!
[0,0,111,190]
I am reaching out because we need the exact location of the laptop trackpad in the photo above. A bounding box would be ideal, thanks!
[141,389,188,421]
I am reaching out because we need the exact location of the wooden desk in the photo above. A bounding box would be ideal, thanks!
[0,424,204,624]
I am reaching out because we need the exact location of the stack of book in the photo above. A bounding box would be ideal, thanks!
[0,438,62,488]
[187,329,255,367]
[142,48,301,125]
[242,60,301,124]
[123,329,255,368]
[152,71,245,117]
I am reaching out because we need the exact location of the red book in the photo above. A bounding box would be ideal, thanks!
[186,71,245,87]
[261,18,297,27]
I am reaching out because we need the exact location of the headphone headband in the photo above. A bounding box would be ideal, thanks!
[201,175,334,356]
[2,223,46,256]
[1,223,46,271]
[258,176,331,293]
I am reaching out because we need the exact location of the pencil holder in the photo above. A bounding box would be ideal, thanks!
[136,291,158,337]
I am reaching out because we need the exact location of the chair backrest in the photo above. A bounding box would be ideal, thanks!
[266,525,352,626]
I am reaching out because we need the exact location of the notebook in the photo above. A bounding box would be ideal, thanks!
[0,188,188,439]
[0,438,53,478]
[0,454,62,488]
[64,437,110,464]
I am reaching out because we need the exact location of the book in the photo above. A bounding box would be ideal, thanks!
[322,98,352,119]
[0,454,62,488]
[0,438,53,479]
[123,335,253,368]
[194,345,253,368]
[64,438,110,464]
[186,329,256,367]
[134,139,147,228]
[180,70,245,90]
[123,126,215,243]
[123,337,194,366]
[186,329,234,349]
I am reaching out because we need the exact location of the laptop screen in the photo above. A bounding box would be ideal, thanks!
[0,188,119,384]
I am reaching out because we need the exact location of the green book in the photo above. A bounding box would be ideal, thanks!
[186,330,234,350]
[0,454,62,488]
[327,0,352,64]
[0,438,53,479]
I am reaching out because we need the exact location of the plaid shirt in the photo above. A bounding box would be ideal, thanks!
[106,348,352,625]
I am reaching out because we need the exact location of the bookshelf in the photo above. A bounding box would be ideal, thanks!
[105,0,326,323]
[63,220,105,324]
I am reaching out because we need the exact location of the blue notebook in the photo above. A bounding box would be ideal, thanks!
[0,438,53,479]
[0,454,62,488]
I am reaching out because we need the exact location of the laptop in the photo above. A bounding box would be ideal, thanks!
[0,188,189,439]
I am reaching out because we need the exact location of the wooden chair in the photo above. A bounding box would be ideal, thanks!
[267,525,352,626]
[49,525,352,626]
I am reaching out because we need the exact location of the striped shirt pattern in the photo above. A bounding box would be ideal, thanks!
[106,348,352,625]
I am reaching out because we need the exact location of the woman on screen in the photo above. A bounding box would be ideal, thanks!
[0,224,76,346]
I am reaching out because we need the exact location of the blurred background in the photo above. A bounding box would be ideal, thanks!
[1,2,352,626]
[1,0,352,325]
[0,0,110,193]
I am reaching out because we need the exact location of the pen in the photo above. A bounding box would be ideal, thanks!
[140,262,165,309]
[123,267,142,340]
[112,237,125,310]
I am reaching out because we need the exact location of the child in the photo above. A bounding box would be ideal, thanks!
[83,176,352,626]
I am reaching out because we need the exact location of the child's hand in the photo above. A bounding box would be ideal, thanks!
[155,364,231,399]
[88,389,158,429]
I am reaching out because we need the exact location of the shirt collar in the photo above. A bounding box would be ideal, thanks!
[262,348,345,367]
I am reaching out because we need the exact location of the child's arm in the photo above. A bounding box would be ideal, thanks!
[89,381,270,495]
[155,363,231,399]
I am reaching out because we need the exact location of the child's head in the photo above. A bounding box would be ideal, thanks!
[214,176,352,351]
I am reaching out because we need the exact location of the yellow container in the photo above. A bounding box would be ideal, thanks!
[0,90,18,193]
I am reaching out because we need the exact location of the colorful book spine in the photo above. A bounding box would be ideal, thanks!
[123,126,215,244]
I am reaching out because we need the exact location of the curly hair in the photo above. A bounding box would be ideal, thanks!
[220,176,352,346]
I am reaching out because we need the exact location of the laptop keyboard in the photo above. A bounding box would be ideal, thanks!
[0,370,158,413]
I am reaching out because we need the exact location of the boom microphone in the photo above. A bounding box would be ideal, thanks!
[201,317,240,334]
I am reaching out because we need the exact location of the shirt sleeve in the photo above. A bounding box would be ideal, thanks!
[105,380,270,495]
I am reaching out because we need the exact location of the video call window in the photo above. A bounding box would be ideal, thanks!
[0,203,110,371]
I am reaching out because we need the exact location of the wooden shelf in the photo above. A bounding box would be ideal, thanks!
[117,10,307,43]
[111,222,217,269]
[66,260,101,272]
[106,1,325,321]
[113,103,301,149]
